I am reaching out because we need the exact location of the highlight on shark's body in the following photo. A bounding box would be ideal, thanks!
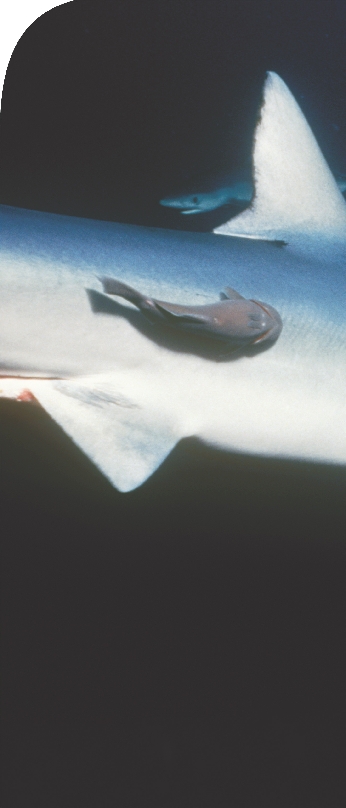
[1,71,346,492]
[160,171,346,214]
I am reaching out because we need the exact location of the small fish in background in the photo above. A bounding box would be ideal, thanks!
[160,174,253,214]
[160,170,346,214]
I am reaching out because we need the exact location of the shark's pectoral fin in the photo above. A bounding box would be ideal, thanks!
[24,374,181,492]
[154,302,207,324]
[213,71,346,243]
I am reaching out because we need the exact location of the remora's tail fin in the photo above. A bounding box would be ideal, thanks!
[214,72,346,242]
[99,277,147,308]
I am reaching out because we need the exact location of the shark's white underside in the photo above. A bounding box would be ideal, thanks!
[1,72,345,491]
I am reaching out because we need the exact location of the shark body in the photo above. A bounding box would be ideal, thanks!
[160,176,253,214]
[1,72,345,491]
[160,172,346,216]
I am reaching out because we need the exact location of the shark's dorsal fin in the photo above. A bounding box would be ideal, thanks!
[19,375,181,492]
[214,72,346,242]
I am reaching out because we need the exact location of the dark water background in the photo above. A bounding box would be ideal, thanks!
[1,2,345,806]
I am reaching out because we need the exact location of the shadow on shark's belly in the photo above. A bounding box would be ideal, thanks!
[86,289,278,361]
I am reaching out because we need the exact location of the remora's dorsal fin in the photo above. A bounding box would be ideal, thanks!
[14,374,182,492]
[221,287,245,300]
[214,72,346,242]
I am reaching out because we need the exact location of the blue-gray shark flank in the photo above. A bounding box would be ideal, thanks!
[1,72,345,491]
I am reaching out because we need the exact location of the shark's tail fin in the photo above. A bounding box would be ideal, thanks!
[214,72,346,243]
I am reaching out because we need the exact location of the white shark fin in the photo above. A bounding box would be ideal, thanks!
[214,72,346,242]
[2,374,181,492]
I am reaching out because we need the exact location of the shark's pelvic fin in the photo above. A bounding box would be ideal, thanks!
[13,375,181,492]
[214,71,346,242]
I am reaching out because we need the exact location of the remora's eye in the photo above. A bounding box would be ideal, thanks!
[192,196,199,204]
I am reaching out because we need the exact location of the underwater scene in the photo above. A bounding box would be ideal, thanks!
[1,2,345,806]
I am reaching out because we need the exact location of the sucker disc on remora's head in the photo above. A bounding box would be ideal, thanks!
[0,72,345,491]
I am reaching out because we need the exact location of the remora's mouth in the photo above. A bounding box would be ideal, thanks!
[255,300,282,324]
[250,300,283,343]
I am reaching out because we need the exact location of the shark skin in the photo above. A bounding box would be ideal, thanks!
[0,72,345,492]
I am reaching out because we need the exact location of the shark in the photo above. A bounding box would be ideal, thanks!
[1,71,345,492]
[160,172,346,215]
[160,174,253,214]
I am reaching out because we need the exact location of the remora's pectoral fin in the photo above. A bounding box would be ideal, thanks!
[23,375,181,492]
[214,71,346,242]
[154,301,207,324]
[220,287,245,301]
